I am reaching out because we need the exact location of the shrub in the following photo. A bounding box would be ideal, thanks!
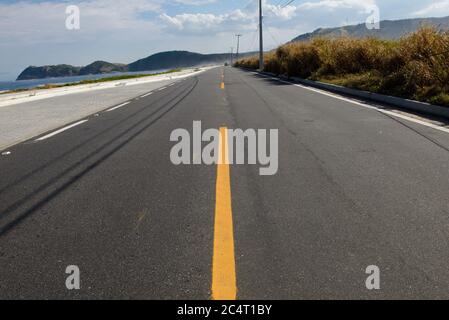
[234,56,259,69]
[276,41,321,77]
[234,27,449,106]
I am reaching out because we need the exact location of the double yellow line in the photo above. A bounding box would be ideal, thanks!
[212,127,236,300]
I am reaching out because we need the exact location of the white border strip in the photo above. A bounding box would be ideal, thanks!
[106,101,130,112]
[36,120,88,141]
[257,73,449,135]
[141,92,153,98]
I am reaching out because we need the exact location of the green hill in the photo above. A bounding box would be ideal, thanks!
[79,61,128,75]
[17,61,128,80]
[17,65,81,81]
[128,51,232,72]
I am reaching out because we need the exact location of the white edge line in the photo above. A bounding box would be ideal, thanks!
[259,73,449,135]
[36,120,88,141]
[141,92,153,98]
[106,101,130,112]
[379,109,449,134]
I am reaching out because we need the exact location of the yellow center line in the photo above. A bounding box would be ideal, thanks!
[220,69,225,89]
[212,127,236,300]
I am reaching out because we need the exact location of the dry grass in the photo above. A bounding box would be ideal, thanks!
[235,27,449,106]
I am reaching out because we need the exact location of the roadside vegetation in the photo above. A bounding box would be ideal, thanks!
[235,27,449,107]
[1,69,182,95]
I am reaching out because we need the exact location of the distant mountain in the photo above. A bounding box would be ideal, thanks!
[16,61,127,81]
[17,50,247,80]
[79,61,128,76]
[292,16,449,42]
[128,51,241,72]
[17,65,81,81]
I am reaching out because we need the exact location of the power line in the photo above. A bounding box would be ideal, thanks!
[274,0,288,6]
[263,20,280,47]
[241,0,255,10]
[282,0,296,8]
[245,24,259,53]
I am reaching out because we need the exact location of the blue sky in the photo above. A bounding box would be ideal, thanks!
[1,0,449,81]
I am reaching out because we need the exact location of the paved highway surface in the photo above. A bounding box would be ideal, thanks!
[1,67,449,299]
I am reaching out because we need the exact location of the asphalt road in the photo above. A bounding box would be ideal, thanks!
[1,67,449,299]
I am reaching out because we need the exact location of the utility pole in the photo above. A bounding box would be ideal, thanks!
[259,0,264,70]
[235,34,242,61]
[230,47,234,65]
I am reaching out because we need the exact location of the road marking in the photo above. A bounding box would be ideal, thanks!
[141,92,153,98]
[1,151,11,156]
[220,69,225,90]
[36,120,88,141]
[212,127,236,300]
[256,73,449,135]
[158,86,167,91]
[106,101,130,112]
[379,109,449,134]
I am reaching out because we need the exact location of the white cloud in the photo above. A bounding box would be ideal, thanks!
[297,0,375,10]
[159,0,379,35]
[412,0,449,16]
[0,0,162,46]
[159,1,299,34]
[159,9,255,34]
[265,4,297,20]
[160,13,225,31]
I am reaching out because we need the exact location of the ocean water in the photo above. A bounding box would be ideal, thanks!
[0,69,167,91]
